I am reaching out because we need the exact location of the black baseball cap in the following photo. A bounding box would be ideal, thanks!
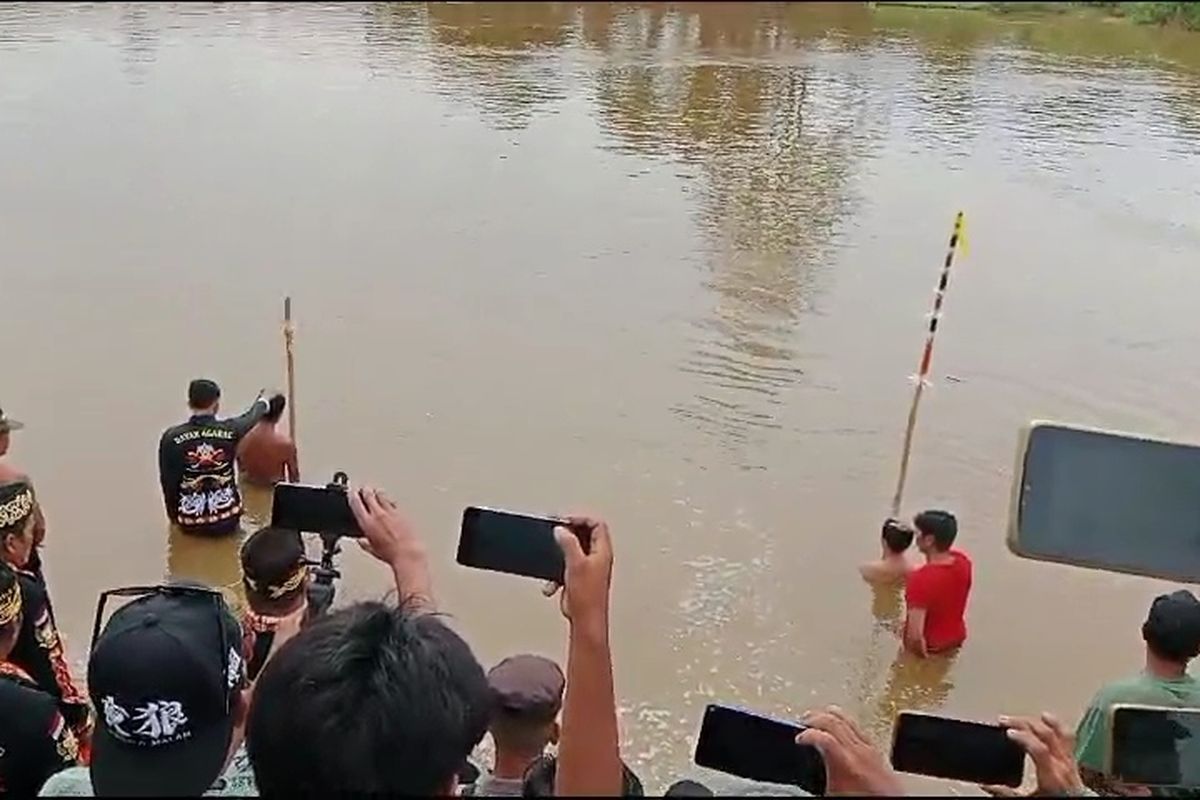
[1144,590,1200,661]
[0,406,23,434]
[487,654,564,720]
[87,586,245,797]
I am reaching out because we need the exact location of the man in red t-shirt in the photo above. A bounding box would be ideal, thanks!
[903,510,972,657]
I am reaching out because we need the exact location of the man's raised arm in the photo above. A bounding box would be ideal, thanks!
[227,392,273,439]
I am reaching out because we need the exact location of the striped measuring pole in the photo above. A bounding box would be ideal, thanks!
[889,211,967,518]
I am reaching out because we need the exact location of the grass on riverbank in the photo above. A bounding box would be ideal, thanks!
[875,1,1200,30]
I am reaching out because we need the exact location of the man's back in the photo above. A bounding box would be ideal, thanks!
[905,549,972,652]
[237,423,297,486]
[159,399,268,535]
[1074,672,1200,773]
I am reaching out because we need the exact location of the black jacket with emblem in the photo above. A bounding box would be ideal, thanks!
[158,398,268,536]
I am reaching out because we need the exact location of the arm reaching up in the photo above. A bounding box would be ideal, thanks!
[553,515,622,797]
[227,392,273,439]
[349,486,435,612]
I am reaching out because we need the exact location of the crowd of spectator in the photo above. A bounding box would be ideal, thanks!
[1,388,1199,796]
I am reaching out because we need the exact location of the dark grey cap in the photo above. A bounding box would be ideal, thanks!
[487,654,563,719]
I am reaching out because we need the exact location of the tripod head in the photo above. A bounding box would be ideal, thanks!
[305,471,350,617]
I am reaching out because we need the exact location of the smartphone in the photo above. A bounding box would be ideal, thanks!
[271,483,361,537]
[693,704,825,795]
[456,507,580,584]
[1007,421,1200,583]
[890,711,1025,787]
[1110,704,1200,787]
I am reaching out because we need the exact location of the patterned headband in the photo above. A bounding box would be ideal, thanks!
[0,581,21,627]
[0,489,33,529]
[245,565,306,600]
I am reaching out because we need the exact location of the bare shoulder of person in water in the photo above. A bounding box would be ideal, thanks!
[859,556,911,584]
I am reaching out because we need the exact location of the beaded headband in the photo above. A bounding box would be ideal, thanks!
[0,489,33,530]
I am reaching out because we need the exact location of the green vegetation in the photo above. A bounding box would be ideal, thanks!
[875,1,1200,29]
[1104,3,1200,29]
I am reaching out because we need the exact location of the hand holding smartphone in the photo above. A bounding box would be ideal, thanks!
[890,711,1025,787]
[693,704,826,795]
[271,482,361,536]
[1110,704,1200,788]
[456,506,592,584]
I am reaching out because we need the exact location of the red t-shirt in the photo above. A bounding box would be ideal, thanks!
[905,549,972,652]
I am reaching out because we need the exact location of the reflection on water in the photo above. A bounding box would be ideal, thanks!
[3,1,1200,791]
[869,649,959,741]
[165,525,247,615]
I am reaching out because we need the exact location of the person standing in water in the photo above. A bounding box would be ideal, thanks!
[858,518,915,584]
[237,394,299,486]
[903,510,972,658]
[158,379,281,536]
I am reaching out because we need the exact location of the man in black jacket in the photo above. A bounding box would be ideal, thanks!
[159,379,281,537]
[0,562,80,795]
[0,482,90,754]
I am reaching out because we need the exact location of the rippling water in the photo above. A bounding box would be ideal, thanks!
[2,2,1199,791]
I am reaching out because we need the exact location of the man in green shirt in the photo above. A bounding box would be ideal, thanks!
[1074,590,1200,793]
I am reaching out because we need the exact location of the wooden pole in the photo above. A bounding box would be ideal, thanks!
[889,211,966,517]
[284,297,296,444]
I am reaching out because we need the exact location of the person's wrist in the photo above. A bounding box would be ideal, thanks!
[568,607,610,645]
[390,558,433,601]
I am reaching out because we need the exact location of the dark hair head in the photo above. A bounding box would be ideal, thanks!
[521,755,644,797]
[913,510,957,551]
[241,527,306,614]
[264,394,286,423]
[246,599,490,796]
[881,519,914,554]
[1143,590,1200,664]
[188,379,221,410]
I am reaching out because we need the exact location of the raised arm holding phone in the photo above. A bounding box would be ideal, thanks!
[348,486,435,612]
[548,515,623,797]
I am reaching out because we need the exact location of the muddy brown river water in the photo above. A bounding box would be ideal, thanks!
[3,2,1200,792]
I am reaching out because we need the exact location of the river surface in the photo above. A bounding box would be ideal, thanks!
[3,2,1200,792]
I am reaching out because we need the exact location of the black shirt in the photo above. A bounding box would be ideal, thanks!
[8,553,90,737]
[0,664,79,796]
[158,399,269,535]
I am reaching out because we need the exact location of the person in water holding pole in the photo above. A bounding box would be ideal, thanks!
[158,379,283,537]
[237,394,299,487]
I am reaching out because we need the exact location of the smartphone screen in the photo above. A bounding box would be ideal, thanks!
[456,507,573,583]
[271,483,361,537]
[1111,705,1200,787]
[891,712,1025,787]
[693,704,825,795]
[1009,422,1200,582]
